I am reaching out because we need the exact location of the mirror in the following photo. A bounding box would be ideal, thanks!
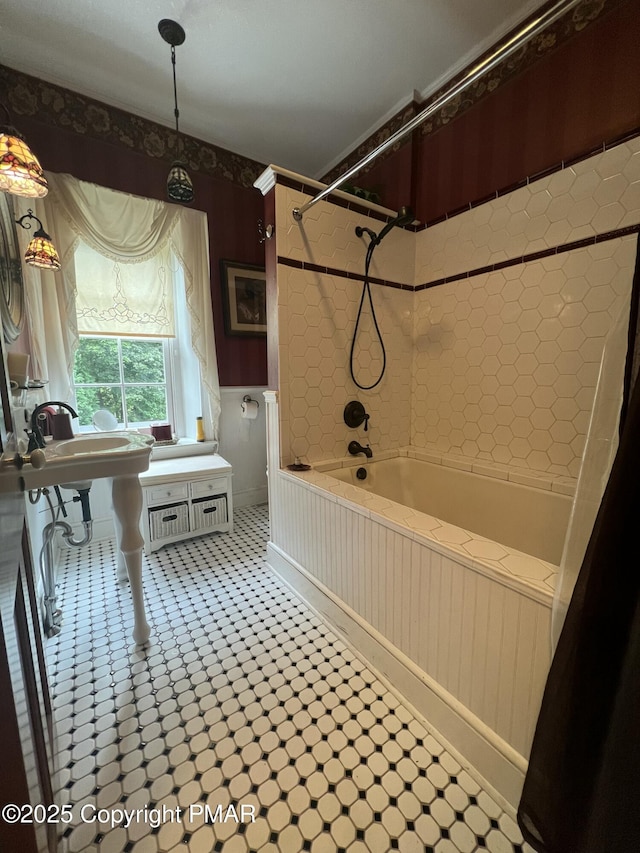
[0,193,25,344]
[92,409,118,431]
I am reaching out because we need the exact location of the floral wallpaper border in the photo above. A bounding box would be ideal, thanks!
[322,0,615,184]
[0,64,266,190]
[0,0,621,191]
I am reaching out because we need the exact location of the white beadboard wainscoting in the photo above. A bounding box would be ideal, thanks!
[218,386,268,508]
[264,391,552,808]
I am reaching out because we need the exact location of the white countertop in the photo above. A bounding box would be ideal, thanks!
[139,453,232,486]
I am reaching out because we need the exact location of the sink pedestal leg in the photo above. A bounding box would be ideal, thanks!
[111,474,150,646]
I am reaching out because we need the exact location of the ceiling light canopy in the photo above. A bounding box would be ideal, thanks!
[159,19,194,205]
[0,105,48,198]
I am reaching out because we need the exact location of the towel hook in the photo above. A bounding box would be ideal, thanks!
[257,220,273,244]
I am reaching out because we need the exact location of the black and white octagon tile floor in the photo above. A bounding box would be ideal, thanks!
[48,504,534,853]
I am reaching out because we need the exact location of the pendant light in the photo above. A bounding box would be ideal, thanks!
[15,209,61,270]
[0,104,48,198]
[158,19,194,204]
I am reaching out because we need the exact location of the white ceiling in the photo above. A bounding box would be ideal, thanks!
[2,0,541,179]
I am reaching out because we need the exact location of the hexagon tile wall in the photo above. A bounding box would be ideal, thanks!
[412,136,640,477]
[272,135,640,477]
[413,237,635,476]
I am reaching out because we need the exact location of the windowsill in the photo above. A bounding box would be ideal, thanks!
[150,438,218,460]
[75,428,217,460]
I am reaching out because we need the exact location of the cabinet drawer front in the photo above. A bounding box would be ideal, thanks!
[147,482,189,504]
[191,477,228,498]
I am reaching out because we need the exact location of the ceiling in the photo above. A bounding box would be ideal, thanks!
[2,0,542,179]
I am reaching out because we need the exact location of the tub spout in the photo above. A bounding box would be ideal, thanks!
[348,440,373,459]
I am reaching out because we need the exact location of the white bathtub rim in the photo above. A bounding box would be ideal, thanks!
[280,466,556,607]
[312,446,577,496]
[266,540,528,812]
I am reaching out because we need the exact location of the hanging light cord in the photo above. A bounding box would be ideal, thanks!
[171,45,182,152]
[349,234,387,390]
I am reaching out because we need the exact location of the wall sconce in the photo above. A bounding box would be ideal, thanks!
[0,104,49,198]
[159,19,194,205]
[15,209,61,270]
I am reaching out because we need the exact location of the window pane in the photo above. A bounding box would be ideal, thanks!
[125,386,167,423]
[75,387,123,427]
[73,338,120,384]
[122,340,165,384]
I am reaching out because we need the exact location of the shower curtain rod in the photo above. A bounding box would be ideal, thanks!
[292,0,583,222]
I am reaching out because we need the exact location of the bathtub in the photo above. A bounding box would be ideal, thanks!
[266,398,576,805]
[328,456,571,565]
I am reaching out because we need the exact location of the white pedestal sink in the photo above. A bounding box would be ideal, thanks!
[2,432,154,645]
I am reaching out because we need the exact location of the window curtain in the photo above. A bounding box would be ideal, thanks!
[518,238,640,852]
[21,173,220,439]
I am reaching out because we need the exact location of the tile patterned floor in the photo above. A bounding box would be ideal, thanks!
[48,504,534,853]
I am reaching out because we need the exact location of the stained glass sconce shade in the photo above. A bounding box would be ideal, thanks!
[15,209,61,271]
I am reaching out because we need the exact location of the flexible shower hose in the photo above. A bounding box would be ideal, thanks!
[349,236,386,390]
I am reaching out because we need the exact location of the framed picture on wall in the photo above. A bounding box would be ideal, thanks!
[220,260,267,337]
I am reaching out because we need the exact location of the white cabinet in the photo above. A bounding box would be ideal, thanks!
[139,454,233,554]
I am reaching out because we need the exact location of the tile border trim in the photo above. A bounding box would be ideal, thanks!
[277,255,413,290]
[277,222,640,292]
[414,222,640,291]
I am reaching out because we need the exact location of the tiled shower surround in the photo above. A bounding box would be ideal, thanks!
[49,506,533,853]
[255,134,640,805]
[266,134,640,477]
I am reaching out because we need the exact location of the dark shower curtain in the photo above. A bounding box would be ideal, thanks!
[517,237,640,852]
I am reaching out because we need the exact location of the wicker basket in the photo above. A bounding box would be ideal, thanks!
[192,494,227,531]
[149,502,189,541]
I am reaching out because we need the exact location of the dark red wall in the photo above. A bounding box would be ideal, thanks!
[414,0,640,224]
[351,0,640,225]
[355,141,415,218]
[15,115,267,387]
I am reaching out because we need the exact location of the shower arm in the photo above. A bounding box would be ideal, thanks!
[291,0,582,223]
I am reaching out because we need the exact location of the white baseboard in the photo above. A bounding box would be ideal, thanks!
[266,541,527,812]
[232,486,268,508]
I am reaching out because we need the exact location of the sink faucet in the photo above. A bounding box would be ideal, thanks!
[348,440,373,459]
[30,401,79,450]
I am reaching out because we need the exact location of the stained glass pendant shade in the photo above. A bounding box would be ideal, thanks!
[167,161,194,203]
[0,123,49,198]
[159,19,194,205]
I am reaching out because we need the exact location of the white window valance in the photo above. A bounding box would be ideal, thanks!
[75,242,176,337]
[20,173,221,439]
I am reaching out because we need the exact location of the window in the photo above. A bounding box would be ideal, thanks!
[26,177,219,442]
[72,239,187,432]
[73,335,174,428]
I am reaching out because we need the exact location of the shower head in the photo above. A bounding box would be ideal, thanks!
[373,205,414,244]
[354,205,414,250]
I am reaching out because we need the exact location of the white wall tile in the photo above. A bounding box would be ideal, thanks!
[412,236,636,475]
